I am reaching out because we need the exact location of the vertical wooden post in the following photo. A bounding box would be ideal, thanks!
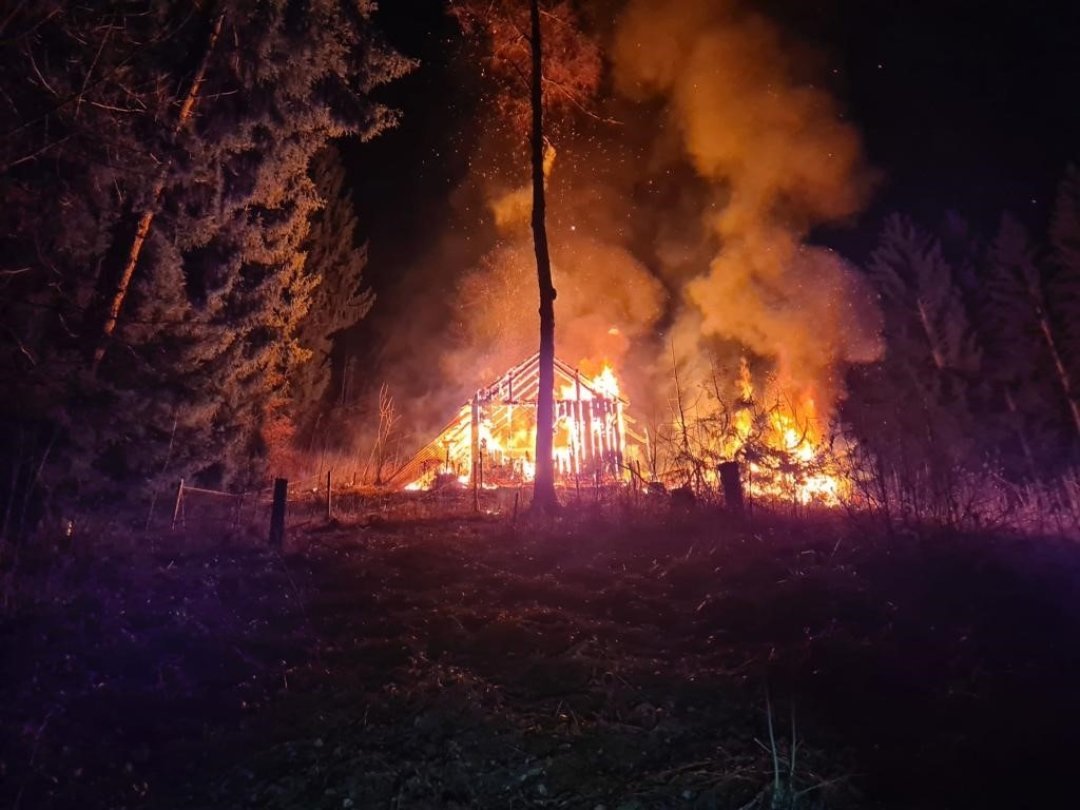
[170,478,185,530]
[573,371,583,476]
[325,469,332,521]
[598,401,610,480]
[474,453,482,513]
[613,399,624,479]
[582,400,594,472]
[470,394,480,487]
[269,478,288,549]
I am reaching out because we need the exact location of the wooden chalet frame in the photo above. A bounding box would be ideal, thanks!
[391,352,633,490]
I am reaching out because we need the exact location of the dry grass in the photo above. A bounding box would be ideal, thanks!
[3,505,1080,808]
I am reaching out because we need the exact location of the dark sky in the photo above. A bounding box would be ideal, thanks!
[347,0,1080,314]
[829,0,1080,244]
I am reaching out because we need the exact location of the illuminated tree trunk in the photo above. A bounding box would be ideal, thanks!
[529,0,557,512]
[1035,307,1080,439]
[91,8,225,374]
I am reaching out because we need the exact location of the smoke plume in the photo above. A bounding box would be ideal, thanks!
[443,233,666,386]
[613,0,882,411]
[368,0,884,450]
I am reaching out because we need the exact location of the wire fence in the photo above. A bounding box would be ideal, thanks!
[156,458,1080,549]
[161,471,705,544]
[163,474,533,543]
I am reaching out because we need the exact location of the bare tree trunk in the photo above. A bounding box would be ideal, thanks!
[1036,311,1080,439]
[670,340,696,489]
[91,9,226,374]
[1002,386,1038,477]
[529,0,557,512]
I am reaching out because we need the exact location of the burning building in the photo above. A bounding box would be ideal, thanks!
[393,353,641,490]
[380,0,883,503]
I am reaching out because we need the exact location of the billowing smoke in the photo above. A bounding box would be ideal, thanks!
[613,0,882,413]
[367,0,884,453]
[443,233,667,382]
[442,156,667,393]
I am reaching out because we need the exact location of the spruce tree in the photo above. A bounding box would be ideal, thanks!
[1048,165,1080,444]
[1,2,177,525]
[868,215,981,378]
[982,214,1078,469]
[0,1,412,527]
[848,215,985,504]
[291,146,375,437]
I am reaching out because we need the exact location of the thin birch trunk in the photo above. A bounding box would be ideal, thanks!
[1036,311,1080,439]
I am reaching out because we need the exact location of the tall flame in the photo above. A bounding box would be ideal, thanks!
[592,365,620,399]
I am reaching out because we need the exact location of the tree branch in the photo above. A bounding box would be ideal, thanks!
[75,15,115,119]
[0,135,73,173]
[541,75,621,125]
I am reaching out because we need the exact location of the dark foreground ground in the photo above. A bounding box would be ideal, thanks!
[3,508,1080,809]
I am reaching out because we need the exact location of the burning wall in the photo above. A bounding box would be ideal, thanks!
[395,354,636,490]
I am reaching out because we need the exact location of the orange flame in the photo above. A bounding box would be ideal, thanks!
[715,362,843,505]
[407,362,627,491]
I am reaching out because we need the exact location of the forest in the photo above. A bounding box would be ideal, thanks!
[2,0,1078,535]
[2,1,1080,809]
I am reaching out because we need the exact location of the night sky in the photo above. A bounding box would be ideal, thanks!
[350,0,1080,279]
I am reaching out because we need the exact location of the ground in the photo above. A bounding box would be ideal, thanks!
[2,504,1080,809]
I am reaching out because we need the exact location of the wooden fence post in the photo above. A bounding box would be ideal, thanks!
[325,469,332,521]
[269,478,288,549]
[474,453,482,513]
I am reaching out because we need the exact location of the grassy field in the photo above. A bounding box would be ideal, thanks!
[3,505,1079,809]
